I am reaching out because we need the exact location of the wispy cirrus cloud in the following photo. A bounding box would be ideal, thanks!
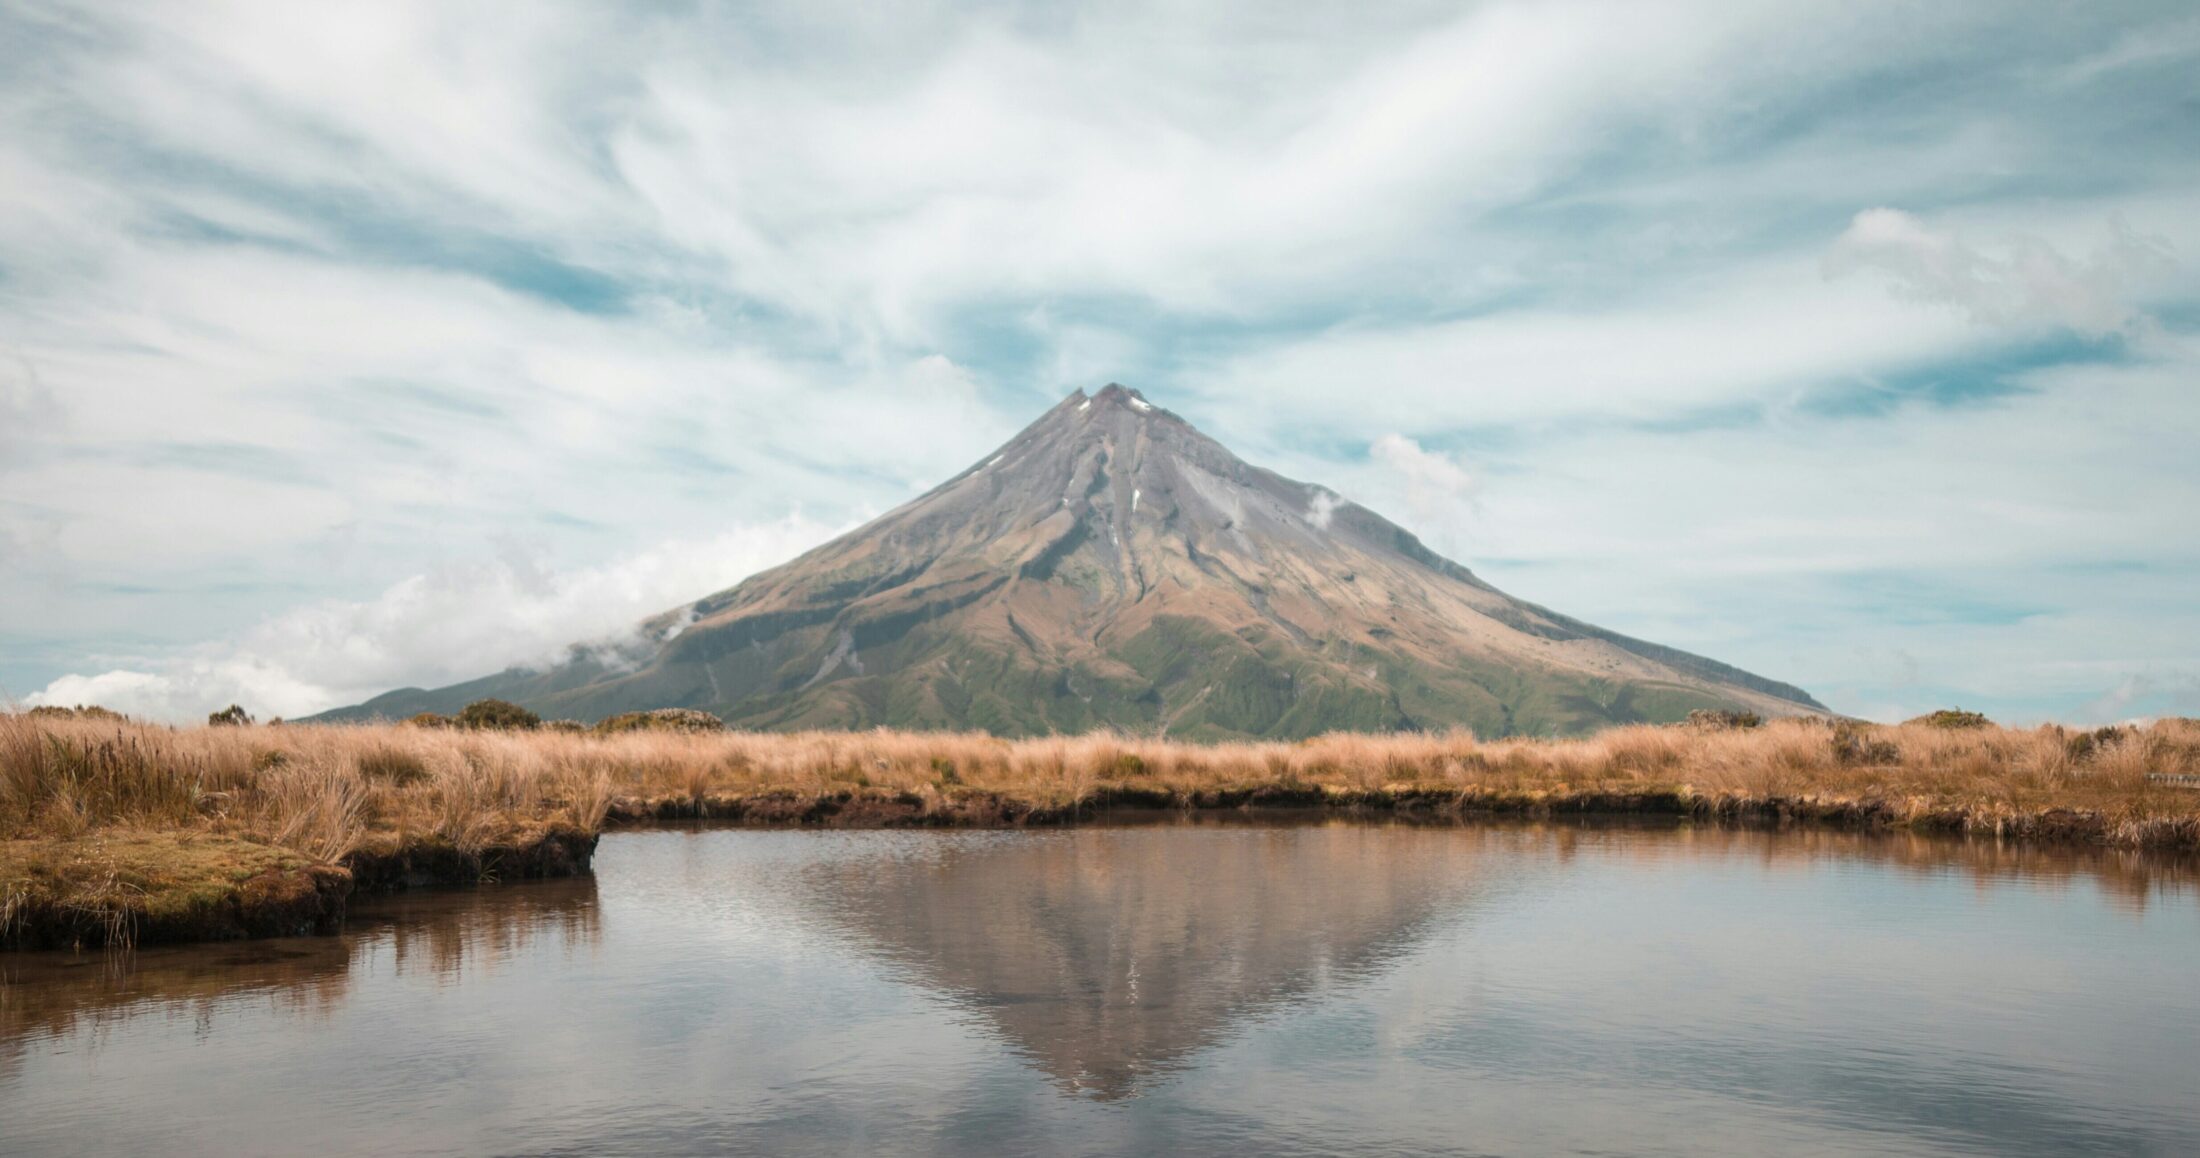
[1824,208,2174,337]
[0,355,59,470]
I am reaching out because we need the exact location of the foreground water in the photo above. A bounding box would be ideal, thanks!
[5,820,2199,1156]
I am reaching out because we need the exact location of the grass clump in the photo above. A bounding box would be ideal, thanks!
[1830,723,1901,767]
[26,705,127,723]
[2,831,345,949]
[356,744,430,786]
[1910,708,1992,729]
[2062,725,2131,764]
[1,711,611,948]
[1685,709,1763,731]
[456,699,540,731]
[593,708,725,735]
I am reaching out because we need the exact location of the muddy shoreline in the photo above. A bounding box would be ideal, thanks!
[1,826,600,952]
[606,784,2200,849]
[7,789,2197,951]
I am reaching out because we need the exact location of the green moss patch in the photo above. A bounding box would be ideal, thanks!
[1,831,351,950]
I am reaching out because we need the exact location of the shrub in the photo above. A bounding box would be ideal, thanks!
[1684,709,1762,731]
[208,704,254,727]
[403,712,455,729]
[2063,726,2130,763]
[456,699,540,731]
[592,708,725,735]
[1910,709,1991,729]
[542,719,589,734]
[25,704,127,723]
[1831,723,1900,766]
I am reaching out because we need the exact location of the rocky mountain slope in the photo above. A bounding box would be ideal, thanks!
[317,385,1824,738]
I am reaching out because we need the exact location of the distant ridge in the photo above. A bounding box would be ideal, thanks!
[316,385,1825,738]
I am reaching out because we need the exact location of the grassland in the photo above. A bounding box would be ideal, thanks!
[5,710,2199,948]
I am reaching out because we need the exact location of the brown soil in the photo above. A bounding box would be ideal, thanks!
[606,783,2200,850]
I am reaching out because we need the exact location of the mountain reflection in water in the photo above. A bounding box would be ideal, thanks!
[3,818,2199,1158]
[767,821,1517,1099]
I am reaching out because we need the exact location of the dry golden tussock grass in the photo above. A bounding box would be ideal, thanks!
[0,713,612,861]
[2,712,2197,857]
[1,712,615,947]
[7,711,2200,947]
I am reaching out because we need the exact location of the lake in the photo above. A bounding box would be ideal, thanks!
[5,818,2199,1156]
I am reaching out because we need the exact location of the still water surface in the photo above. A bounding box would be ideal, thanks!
[5,819,2199,1156]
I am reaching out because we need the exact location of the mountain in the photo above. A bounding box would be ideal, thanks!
[316,385,1824,738]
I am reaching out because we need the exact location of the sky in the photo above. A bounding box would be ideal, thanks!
[2,0,2197,725]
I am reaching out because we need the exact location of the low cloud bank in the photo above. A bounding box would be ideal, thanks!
[24,516,839,722]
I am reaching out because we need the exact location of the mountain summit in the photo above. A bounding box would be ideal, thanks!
[322,385,1824,737]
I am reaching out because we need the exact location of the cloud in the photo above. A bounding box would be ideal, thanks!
[0,354,59,470]
[14,0,2025,340]
[0,229,1011,606]
[1823,208,2174,337]
[2055,16,2200,87]
[1190,255,1981,437]
[1,0,2198,727]
[590,0,2038,337]
[2076,672,2200,726]
[1306,489,1343,530]
[1369,434,1479,544]
[1372,434,1475,498]
[1358,352,2200,725]
[24,515,840,721]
